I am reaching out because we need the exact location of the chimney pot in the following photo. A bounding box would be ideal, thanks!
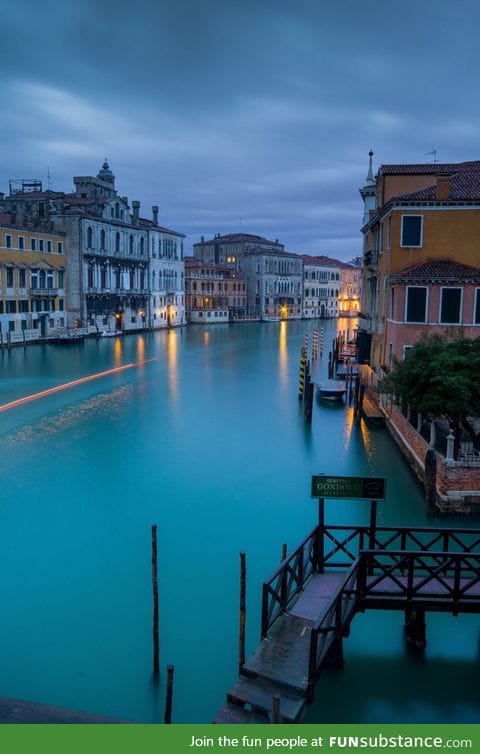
[436,174,451,201]
[132,200,140,226]
[152,205,159,226]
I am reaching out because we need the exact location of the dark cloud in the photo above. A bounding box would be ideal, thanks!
[1,0,480,259]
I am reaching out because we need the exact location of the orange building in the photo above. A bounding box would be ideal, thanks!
[359,159,480,368]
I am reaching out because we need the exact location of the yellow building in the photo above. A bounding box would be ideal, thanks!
[0,215,68,343]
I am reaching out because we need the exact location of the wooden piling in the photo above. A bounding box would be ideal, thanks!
[164,665,174,723]
[239,552,246,670]
[404,608,426,650]
[151,524,159,676]
[271,693,281,724]
[304,379,314,423]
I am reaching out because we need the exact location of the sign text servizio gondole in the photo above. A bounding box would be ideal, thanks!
[311,475,386,500]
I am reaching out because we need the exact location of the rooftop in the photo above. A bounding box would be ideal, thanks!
[389,259,480,283]
[195,233,282,246]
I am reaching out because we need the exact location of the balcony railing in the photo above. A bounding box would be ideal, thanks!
[29,287,59,297]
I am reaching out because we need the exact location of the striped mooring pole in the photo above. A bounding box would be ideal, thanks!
[312,328,318,360]
[298,347,307,399]
[319,327,325,355]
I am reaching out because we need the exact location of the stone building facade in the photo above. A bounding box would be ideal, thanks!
[302,255,340,318]
[184,257,246,323]
[244,248,303,319]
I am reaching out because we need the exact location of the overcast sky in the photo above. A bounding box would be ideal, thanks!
[2,0,480,260]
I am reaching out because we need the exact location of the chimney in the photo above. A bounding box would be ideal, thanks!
[436,174,451,201]
[275,238,279,244]
[132,200,140,226]
[152,205,159,226]
[201,235,204,243]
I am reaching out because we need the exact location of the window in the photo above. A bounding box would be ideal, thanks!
[401,215,423,247]
[58,271,64,288]
[87,227,93,248]
[6,268,14,287]
[115,232,120,253]
[46,240,52,252]
[440,287,462,324]
[31,238,37,251]
[6,300,17,313]
[390,287,395,319]
[100,229,105,250]
[475,289,480,324]
[57,241,63,254]
[19,269,26,288]
[5,234,12,248]
[39,239,44,252]
[19,300,29,313]
[18,236,25,250]
[405,286,427,323]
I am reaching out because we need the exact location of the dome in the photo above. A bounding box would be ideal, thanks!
[97,159,115,184]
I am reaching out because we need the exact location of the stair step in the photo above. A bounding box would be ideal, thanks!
[213,702,269,724]
[227,675,305,722]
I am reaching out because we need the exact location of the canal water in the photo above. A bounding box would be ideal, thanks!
[0,319,478,723]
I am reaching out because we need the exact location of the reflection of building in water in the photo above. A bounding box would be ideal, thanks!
[278,320,288,388]
[167,330,178,402]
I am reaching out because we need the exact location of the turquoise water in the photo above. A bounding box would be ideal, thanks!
[0,320,478,723]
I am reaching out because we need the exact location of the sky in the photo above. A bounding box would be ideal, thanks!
[1,0,480,260]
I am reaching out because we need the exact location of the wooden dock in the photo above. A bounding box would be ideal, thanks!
[360,393,385,423]
[215,524,480,724]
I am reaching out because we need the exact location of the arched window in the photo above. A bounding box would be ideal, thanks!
[100,229,105,250]
[115,203,119,219]
[152,270,156,289]
[87,226,93,248]
[140,237,145,255]
[129,235,134,255]
[115,232,120,253]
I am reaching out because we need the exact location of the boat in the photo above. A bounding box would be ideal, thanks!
[316,380,347,400]
[261,316,280,322]
[100,330,120,338]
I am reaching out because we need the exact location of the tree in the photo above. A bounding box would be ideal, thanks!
[379,334,480,455]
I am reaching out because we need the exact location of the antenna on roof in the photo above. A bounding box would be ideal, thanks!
[425,149,439,164]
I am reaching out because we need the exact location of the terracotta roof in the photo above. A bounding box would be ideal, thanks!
[302,254,341,268]
[195,233,282,246]
[380,160,480,176]
[139,218,185,237]
[389,259,480,283]
[391,168,480,202]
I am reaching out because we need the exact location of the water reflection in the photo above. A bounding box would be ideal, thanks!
[136,336,145,363]
[359,417,374,460]
[342,406,355,453]
[114,337,123,367]
[278,321,288,391]
[167,330,179,404]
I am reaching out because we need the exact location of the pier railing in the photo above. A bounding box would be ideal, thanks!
[261,524,480,636]
[261,526,318,637]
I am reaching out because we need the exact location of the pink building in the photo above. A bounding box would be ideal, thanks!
[385,259,480,366]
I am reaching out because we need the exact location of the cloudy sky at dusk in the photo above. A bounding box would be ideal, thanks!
[1,0,480,260]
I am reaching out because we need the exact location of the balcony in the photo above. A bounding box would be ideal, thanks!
[29,287,59,297]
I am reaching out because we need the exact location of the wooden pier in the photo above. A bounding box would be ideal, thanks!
[215,523,480,724]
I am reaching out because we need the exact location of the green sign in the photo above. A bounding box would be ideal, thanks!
[311,475,386,500]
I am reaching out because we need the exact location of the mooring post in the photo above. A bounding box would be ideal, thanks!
[271,693,281,724]
[404,608,426,651]
[239,552,246,670]
[424,448,437,516]
[164,664,174,723]
[368,500,378,576]
[151,524,159,676]
[317,498,325,573]
[304,378,314,422]
[354,374,360,414]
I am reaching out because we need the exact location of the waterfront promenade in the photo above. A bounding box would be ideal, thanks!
[0,320,479,723]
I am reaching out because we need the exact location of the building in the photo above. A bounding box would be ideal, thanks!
[4,162,185,333]
[193,232,284,274]
[0,213,67,342]
[244,248,303,319]
[338,260,361,317]
[184,258,246,323]
[302,255,341,318]
[140,208,185,329]
[359,157,480,367]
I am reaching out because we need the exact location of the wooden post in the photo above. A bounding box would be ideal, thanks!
[164,664,174,723]
[271,693,281,724]
[354,374,360,414]
[317,498,325,573]
[304,379,314,423]
[368,501,377,576]
[151,524,159,676]
[404,608,426,650]
[239,552,246,670]
[424,448,437,516]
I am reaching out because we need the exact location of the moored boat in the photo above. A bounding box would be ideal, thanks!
[316,379,347,400]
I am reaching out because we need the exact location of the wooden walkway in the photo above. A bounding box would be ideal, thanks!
[214,524,480,724]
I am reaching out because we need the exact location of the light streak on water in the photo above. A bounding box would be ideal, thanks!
[0,357,158,414]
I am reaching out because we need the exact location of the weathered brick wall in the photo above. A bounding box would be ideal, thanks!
[383,402,429,468]
[437,463,480,496]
